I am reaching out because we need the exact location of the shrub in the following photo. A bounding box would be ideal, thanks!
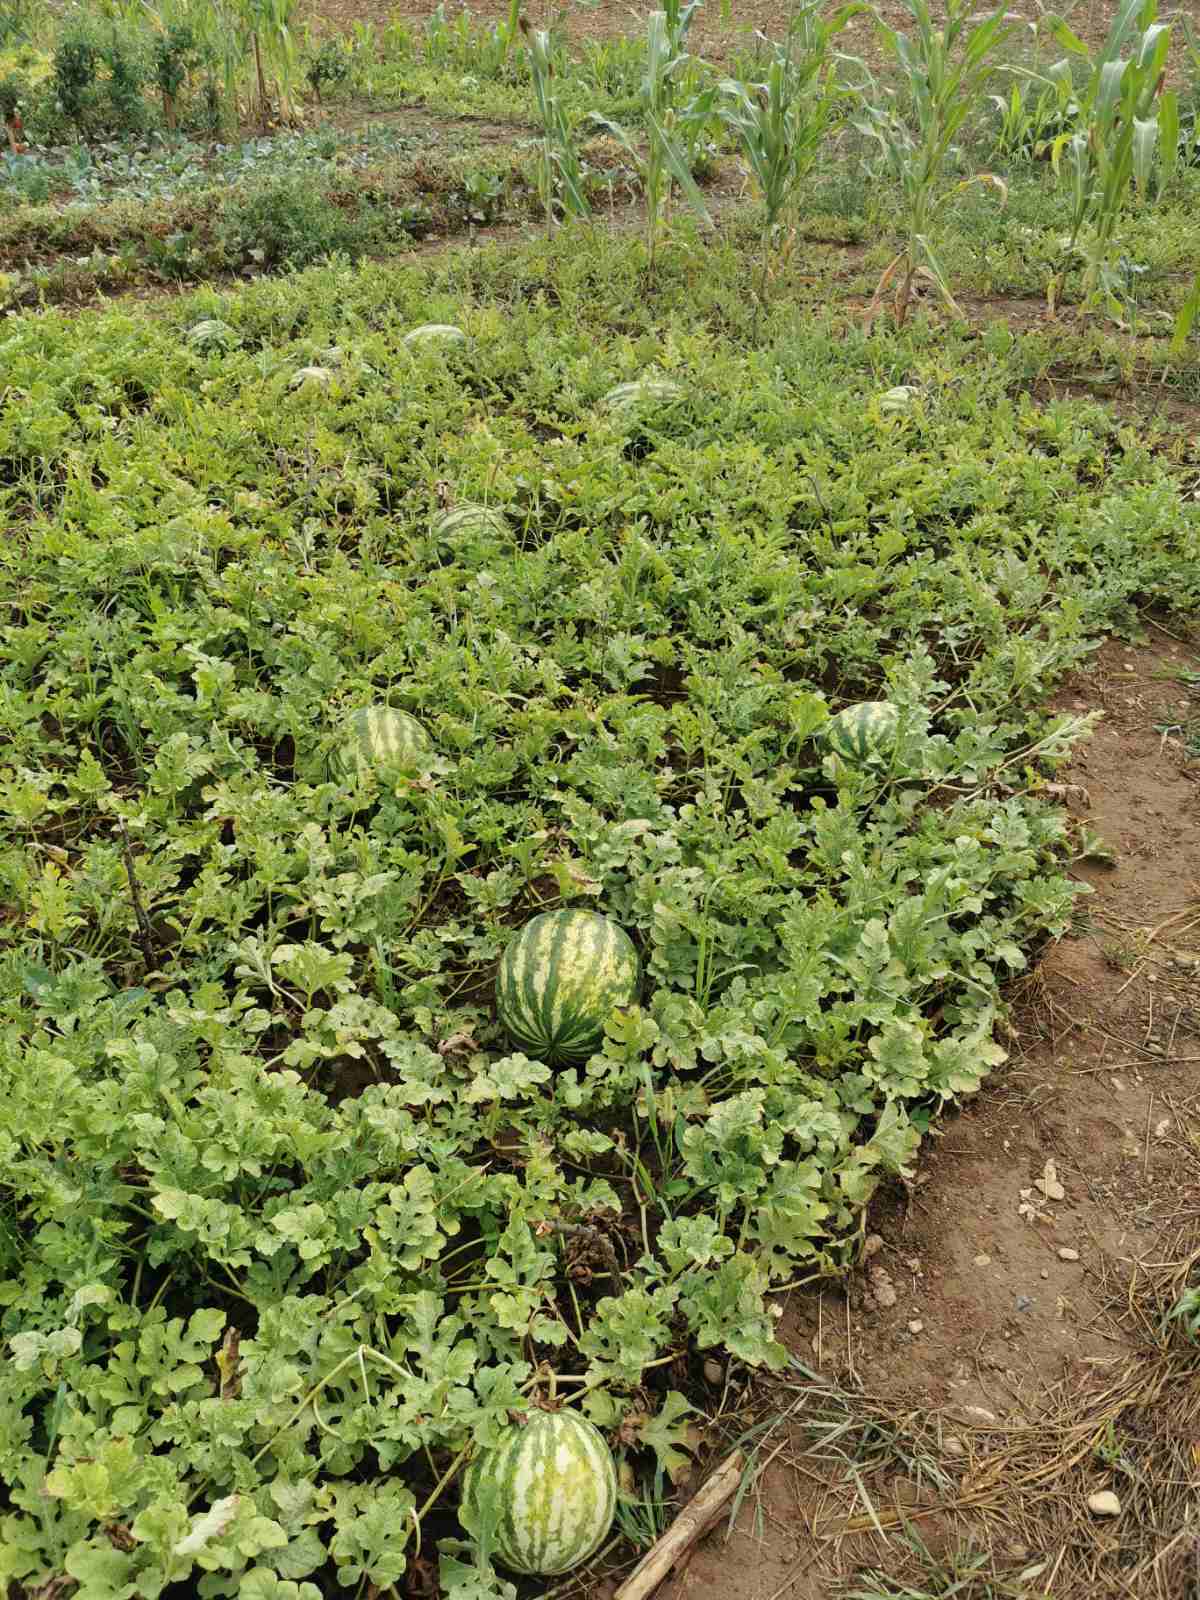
[216,174,369,268]
[304,37,353,103]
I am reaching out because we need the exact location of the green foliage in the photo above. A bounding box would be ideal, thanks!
[0,176,1198,1599]
[303,37,351,104]
[216,172,369,268]
[52,21,102,136]
[1165,1284,1200,1344]
[152,23,203,130]
[0,70,25,122]
[988,59,1078,162]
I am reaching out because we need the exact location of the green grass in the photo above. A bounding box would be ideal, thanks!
[0,226,1197,1595]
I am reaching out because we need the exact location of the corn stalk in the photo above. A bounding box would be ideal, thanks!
[854,0,1013,326]
[521,17,589,229]
[1042,0,1177,316]
[718,0,865,298]
[589,8,716,269]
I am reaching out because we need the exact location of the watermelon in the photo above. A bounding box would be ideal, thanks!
[602,377,684,412]
[289,365,335,389]
[822,701,900,765]
[403,323,468,351]
[432,504,510,543]
[186,318,239,353]
[461,1407,617,1576]
[496,910,639,1066]
[334,705,430,781]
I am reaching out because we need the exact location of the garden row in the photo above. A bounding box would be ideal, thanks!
[1,222,1198,1595]
[3,0,1200,331]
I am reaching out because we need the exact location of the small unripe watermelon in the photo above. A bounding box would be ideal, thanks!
[334,705,430,781]
[601,377,684,412]
[496,910,639,1066]
[290,365,335,389]
[432,504,510,542]
[403,323,468,351]
[461,1408,617,1576]
[187,318,239,353]
[821,701,900,766]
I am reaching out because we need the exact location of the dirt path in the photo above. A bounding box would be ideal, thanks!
[622,635,1200,1600]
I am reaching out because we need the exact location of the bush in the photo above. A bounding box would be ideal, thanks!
[304,37,353,103]
[52,23,100,137]
[151,23,202,131]
[216,174,370,268]
[52,20,148,140]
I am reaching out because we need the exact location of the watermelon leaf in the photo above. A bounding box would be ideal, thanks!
[633,1391,701,1484]
[438,1552,520,1600]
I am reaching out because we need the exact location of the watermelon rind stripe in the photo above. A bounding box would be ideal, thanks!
[497,911,639,1066]
[336,706,430,780]
[823,701,899,765]
[466,1410,617,1576]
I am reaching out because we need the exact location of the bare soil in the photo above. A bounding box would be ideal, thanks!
[299,0,1146,71]
[617,635,1200,1600]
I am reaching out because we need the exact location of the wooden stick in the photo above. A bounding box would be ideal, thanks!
[118,819,157,971]
[615,1449,746,1600]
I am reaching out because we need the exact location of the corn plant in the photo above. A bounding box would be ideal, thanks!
[1171,268,1200,354]
[425,0,523,79]
[718,1,864,297]
[521,17,589,229]
[989,58,1077,160]
[854,0,1014,326]
[590,8,717,267]
[1039,0,1178,317]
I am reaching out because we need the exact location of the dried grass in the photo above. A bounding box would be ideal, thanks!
[746,1096,1200,1600]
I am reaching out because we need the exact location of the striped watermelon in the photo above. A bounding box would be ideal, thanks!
[602,378,684,413]
[403,323,468,351]
[289,365,335,389]
[822,701,899,765]
[496,910,639,1066]
[461,1407,617,1576]
[432,504,510,542]
[335,705,430,781]
[186,318,239,353]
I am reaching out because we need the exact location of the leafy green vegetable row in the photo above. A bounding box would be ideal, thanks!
[0,233,1196,1597]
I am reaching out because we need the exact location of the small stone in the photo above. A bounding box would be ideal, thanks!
[1154,1117,1172,1139]
[1035,1159,1066,1202]
[1088,1490,1122,1517]
[863,1233,884,1259]
[703,1358,724,1386]
[973,1254,992,1267]
[1015,1295,1034,1312]
[907,1319,924,1335]
[943,1435,964,1455]
[1111,1076,1127,1092]
[1041,1269,1049,1279]
[1058,1247,1080,1262]
[959,1405,997,1424]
